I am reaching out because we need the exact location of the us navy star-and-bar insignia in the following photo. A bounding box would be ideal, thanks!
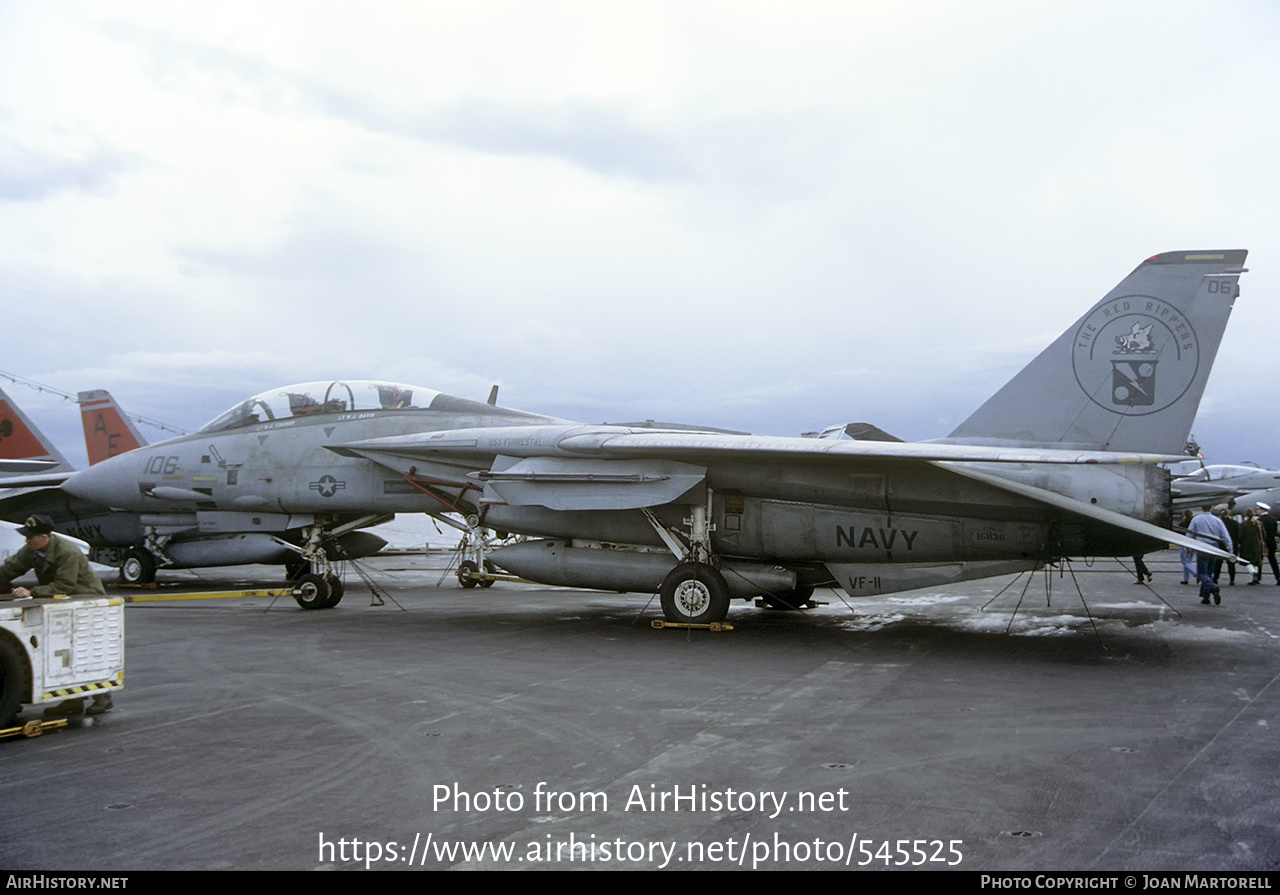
[1071,294,1200,416]
[310,475,346,498]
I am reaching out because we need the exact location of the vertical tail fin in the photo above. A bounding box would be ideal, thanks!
[77,389,147,465]
[0,386,75,472]
[947,250,1248,454]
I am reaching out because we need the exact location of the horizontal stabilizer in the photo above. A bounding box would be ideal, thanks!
[0,471,75,489]
[826,560,1039,597]
[941,462,1237,561]
[0,458,57,474]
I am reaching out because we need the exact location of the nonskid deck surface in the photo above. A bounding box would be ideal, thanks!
[2,552,1275,871]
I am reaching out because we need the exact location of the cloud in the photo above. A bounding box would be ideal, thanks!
[101,21,689,181]
[0,137,141,203]
[98,18,845,198]
[329,93,699,183]
[0,2,1274,468]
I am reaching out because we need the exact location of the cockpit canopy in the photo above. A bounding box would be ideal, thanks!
[200,380,443,433]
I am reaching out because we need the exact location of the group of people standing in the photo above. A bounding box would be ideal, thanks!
[1176,504,1279,604]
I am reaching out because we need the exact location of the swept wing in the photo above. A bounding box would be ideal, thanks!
[331,426,1231,559]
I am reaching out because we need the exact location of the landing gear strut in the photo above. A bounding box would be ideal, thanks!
[284,515,385,609]
[645,491,733,624]
[453,515,501,589]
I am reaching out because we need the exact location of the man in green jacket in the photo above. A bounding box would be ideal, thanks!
[1,514,112,716]
[1,514,106,600]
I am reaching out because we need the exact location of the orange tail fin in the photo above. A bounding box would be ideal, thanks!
[78,389,147,465]
[0,386,74,470]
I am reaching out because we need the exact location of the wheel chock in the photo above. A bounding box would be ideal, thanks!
[650,619,734,633]
[0,718,70,741]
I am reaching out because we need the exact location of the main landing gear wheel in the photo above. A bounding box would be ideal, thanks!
[458,560,481,589]
[760,585,814,610]
[120,547,157,585]
[294,573,332,610]
[660,564,730,625]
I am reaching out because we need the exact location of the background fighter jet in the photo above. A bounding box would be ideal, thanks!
[0,387,97,567]
[0,388,387,594]
[1171,462,1280,512]
[58,250,1246,622]
[0,386,77,481]
[0,387,172,582]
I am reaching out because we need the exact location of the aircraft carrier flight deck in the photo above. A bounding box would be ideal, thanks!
[2,550,1276,872]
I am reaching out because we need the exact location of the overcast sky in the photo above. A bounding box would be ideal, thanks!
[2,1,1277,469]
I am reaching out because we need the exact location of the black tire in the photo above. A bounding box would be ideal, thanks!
[322,575,344,608]
[659,564,730,624]
[478,559,496,588]
[458,560,480,589]
[120,548,156,585]
[0,637,31,728]
[760,585,814,610]
[294,573,331,610]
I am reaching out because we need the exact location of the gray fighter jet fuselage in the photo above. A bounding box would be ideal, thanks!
[60,250,1249,622]
[0,386,391,592]
[1172,463,1280,512]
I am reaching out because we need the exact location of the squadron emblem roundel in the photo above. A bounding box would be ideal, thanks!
[1070,294,1199,417]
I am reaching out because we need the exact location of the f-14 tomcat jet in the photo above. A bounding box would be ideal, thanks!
[0,386,388,597]
[60,250,1247,622]
[1172,463,1280,513]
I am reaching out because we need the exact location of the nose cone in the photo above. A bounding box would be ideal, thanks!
[62,455,142,507]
